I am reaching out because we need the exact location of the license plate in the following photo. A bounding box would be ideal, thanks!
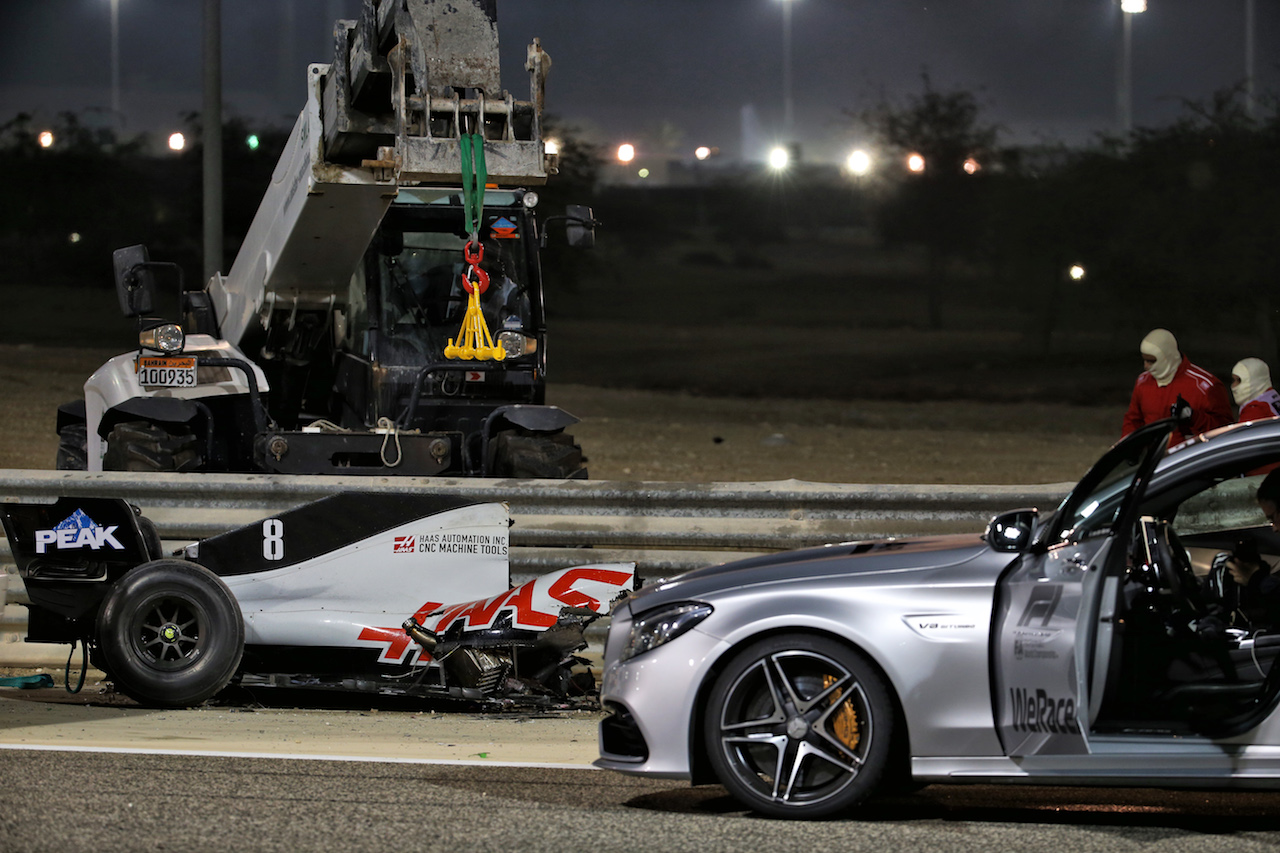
[136,356,197,388]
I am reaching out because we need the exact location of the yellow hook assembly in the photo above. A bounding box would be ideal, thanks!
[444,285,507,361]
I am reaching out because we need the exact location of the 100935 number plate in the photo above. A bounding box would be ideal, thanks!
[136,356,197,387]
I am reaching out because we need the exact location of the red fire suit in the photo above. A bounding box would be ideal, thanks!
[1122,355,1232,445]
[1239,389,1280,423]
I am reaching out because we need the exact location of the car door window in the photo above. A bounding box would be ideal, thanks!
[1173,475,1268,538]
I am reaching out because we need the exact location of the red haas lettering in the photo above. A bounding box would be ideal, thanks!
[425,566,635,633]
[358,599,443,664]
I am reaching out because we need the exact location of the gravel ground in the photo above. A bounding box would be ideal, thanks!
[0,343,1118,484]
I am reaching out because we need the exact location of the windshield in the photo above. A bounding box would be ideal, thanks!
[369,209,534,365]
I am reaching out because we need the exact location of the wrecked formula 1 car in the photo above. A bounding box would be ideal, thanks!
[1,493,634,708]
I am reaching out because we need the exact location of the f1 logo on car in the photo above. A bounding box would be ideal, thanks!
[34,510,124,554]
[1016,584,1063,628]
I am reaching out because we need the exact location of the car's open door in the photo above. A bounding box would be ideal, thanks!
[993,420,1175,756]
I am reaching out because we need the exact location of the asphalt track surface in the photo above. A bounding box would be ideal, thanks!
[6,748,1280,853]
[2,688,1280,851]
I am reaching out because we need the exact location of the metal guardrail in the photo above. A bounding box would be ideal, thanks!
[0,469,1071,662]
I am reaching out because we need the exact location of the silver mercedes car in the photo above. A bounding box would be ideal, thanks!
[595,417,1280,818]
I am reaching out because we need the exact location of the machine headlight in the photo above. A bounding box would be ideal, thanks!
[522,191,539,209]
[497,330,537,357]
[139,323,185,354]
[620,602,712,662]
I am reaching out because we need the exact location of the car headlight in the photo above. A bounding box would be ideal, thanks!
[620,602,712,662]
[139,323,185,354]
[497,330,537,357]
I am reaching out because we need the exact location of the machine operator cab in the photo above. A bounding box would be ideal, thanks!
[360,189,539,366]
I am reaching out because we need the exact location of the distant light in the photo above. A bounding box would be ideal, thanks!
[246,134,260,151]
[68,232,82,244]
[1069,265,1086,281]
[906,152,925,173]
[37,131,54,148]
[847,149,871,176]
[168,132,186,151]
[1121,0,1146,12]
[637,168,650,179]
[695,146,711,161]
[963,157,981,175]
[544,139,560,156]
[768,146,790,171]
[617,143,635,163]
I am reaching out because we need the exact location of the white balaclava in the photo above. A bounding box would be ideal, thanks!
[1140,329,1181,387]
[1232,357,1273,406]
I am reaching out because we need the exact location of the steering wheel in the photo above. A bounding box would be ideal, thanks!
[1138,519,1207,625]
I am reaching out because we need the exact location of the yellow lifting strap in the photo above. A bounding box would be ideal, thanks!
[444,240,506,362]
[444,284,507,361]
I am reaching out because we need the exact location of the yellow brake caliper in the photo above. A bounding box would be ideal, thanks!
[823,674,860,750]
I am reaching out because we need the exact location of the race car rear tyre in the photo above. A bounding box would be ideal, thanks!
[490,431,587,479]
[55,422,88,470]
[136,515,164,561]
[95,560,244,707]
[704,634,894,819]
[103,420,202,472]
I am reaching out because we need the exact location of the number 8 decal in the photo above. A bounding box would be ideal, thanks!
[263,519,284,560]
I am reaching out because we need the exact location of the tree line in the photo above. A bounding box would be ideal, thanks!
[2,83,1277,367]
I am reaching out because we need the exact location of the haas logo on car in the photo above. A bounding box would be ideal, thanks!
[422,565,634,634]
[34,509,124,554]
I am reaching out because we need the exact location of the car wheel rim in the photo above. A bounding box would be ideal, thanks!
[130,595,206,671]
[717,649,872,807]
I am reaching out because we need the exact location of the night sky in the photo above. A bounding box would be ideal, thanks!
[1,1,1276,162]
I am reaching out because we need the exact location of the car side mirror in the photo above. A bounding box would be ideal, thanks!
[986,508,1039,553]
[113,244,156,318]
[564,204,596,249]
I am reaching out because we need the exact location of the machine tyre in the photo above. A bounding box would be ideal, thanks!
[55,423,88,470]
[95,560,244,707]
[490,431,586,479]
[103,420,202,472]
[704,634,893,819]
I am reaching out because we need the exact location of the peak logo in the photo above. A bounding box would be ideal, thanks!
[35,509,124,555]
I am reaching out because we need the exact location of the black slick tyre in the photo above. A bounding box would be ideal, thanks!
[95,560,244,707]
[704,634,894,819]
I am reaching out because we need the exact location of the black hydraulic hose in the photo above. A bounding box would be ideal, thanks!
[194,356,271,434]
[64,639,87,694]
[192,399,216,466]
